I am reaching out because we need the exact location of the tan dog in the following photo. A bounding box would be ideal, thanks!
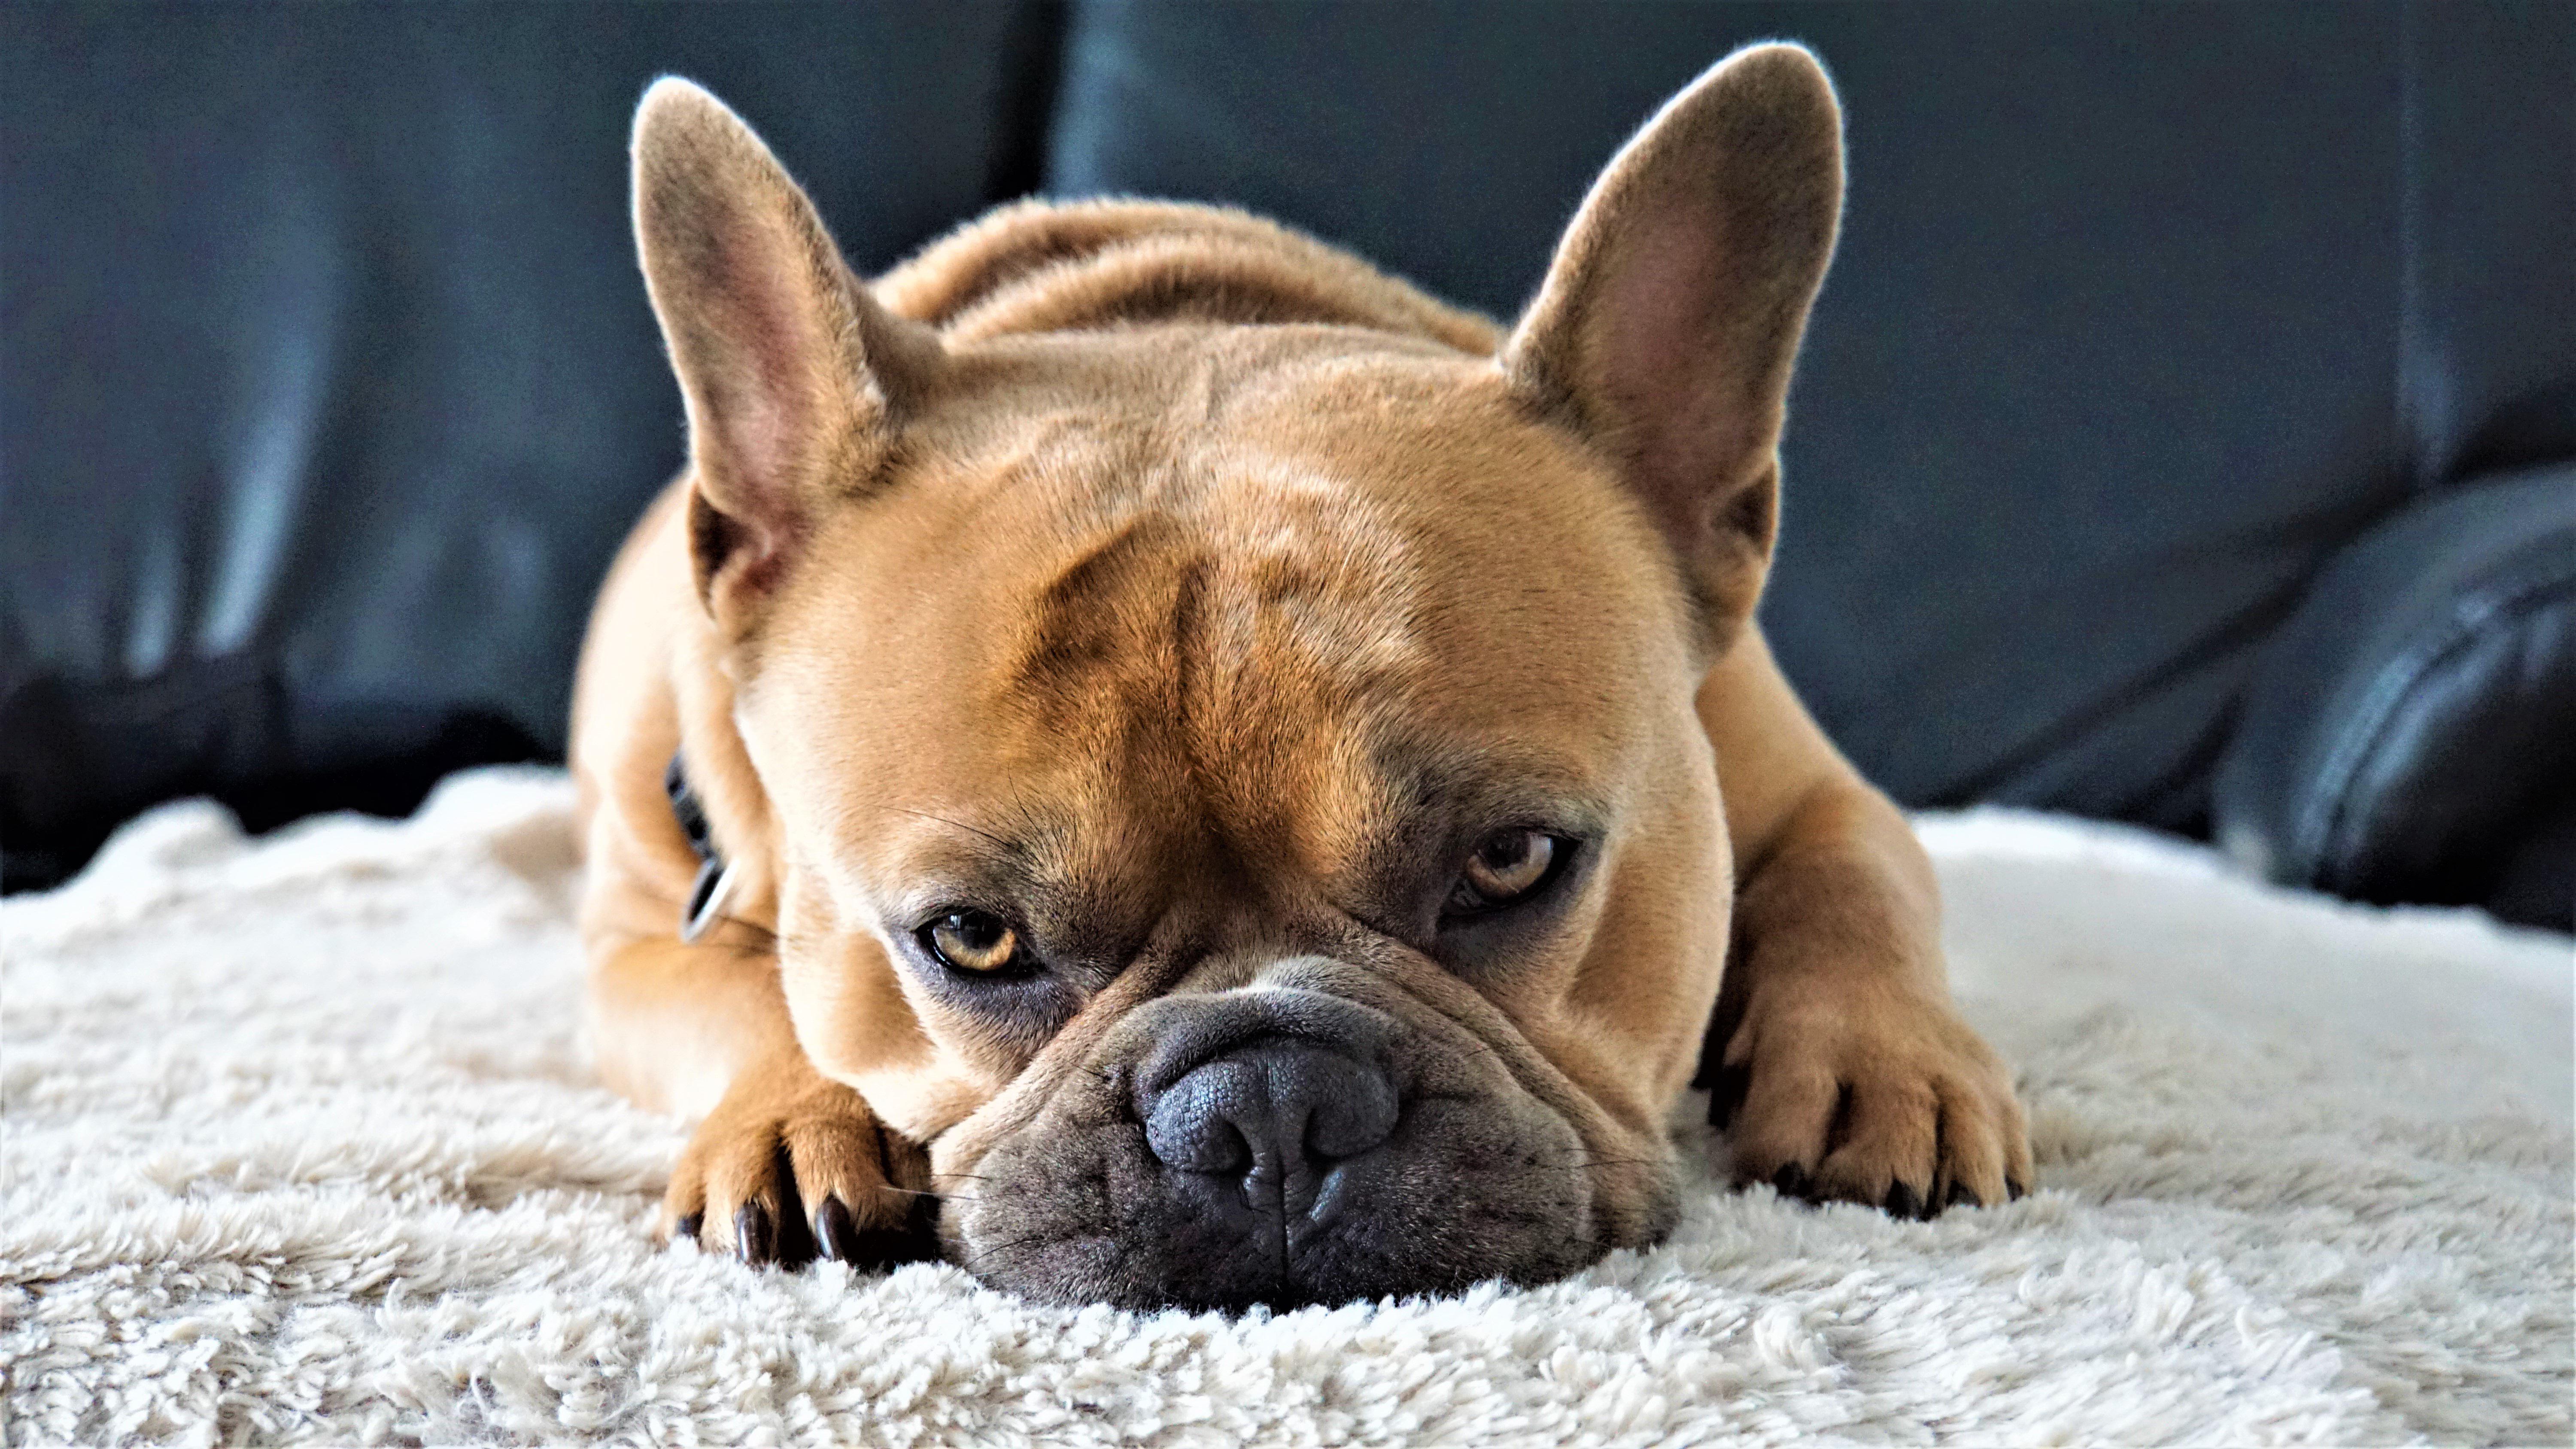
[571,42,2030,1309]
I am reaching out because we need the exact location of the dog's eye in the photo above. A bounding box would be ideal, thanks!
[1447,829,1560,915]
[923,909,1019,974]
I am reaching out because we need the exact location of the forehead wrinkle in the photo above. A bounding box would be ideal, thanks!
[1005,509,1188,700]
[978,429,1442,908]
[1160,452,1431,879]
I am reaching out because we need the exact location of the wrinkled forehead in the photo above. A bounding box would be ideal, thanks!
[746,343,1683,901]
[1010,448,1435,838]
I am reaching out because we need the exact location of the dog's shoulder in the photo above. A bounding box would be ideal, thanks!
[875,197,1499,354]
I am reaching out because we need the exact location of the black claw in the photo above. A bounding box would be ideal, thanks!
[808,1194,944,1270]
[1945,1180,1978,1212]
[761,1142,819,1270]
[2007,1177,2029,1202]
[815,1196,861,1264]
[672,1211,703,1241]
[735,1201,775,1264]
[1771,1162,1811,1200]
[1884,1181,1923,1219]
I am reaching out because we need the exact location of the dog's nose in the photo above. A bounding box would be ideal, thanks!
[1141,1039,1398,1206]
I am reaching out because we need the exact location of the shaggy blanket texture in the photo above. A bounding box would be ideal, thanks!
[2,770,2568,1448]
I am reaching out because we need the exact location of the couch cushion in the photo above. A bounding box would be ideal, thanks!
[1045,0,2427,831]
[0,1,1042,887]
[2216,465,2576,931]
[2400,1,2576,487]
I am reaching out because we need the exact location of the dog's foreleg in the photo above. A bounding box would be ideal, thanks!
[586,929,796,1120]
[1695,631,2032,1215]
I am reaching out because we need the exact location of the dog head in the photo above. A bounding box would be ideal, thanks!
[630,44,1842,1309]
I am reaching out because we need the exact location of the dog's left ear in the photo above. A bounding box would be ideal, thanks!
[1504,44,1843,651]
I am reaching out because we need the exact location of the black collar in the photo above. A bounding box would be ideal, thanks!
[665,752,730,942]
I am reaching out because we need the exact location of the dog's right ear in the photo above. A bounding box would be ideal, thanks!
[631,78,941,628]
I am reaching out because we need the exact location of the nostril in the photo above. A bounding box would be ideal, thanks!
[1302,1058,1397,1160]
[1144,1060,1260,1173]
[1141,1042,1397,1177]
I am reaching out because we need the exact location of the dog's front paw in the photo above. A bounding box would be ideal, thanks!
[1712,982,2031,1216]
[662,1053,938,1270]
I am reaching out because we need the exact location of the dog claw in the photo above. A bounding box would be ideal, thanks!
[2007,1177,2029,1202]
[735,1202,775,1264]
[815,1196,861,1263]
[672,1211,703,1242]
[1944,1180,1977,1212]
[800,1193,942,1270]
[1884,1181,1923,1219]
[1771,1162,1811,1200]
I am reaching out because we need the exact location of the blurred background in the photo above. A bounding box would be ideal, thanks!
[3,1,2569,929]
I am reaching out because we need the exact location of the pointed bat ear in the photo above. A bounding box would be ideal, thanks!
[1504,44,1844,652]
[630,77,942,630]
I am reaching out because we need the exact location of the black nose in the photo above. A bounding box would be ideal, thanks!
[1141,1039,1399,1211]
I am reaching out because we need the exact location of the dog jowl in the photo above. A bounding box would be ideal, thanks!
[569,43,2031,1310]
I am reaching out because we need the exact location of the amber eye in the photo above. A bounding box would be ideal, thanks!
[1450,829,1558,913]
[923,909,1018,973]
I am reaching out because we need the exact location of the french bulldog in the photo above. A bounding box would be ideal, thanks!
[570,42,2031,1310]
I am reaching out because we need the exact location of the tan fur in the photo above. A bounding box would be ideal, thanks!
[573,49,2028,1295]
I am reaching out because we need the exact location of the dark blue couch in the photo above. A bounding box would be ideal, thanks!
[6,1,2569,928]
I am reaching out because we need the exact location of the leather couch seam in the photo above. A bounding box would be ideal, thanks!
[2300,567,2576,889]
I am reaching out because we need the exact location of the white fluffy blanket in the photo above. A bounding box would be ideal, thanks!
[3,770,2568,1447]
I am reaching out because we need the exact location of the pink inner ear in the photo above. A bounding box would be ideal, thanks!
[691,217,833,532]
[707,388,793,524]
[1595,212,1759,530]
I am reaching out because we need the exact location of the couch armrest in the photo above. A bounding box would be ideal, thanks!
[2215,464,2576,931]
